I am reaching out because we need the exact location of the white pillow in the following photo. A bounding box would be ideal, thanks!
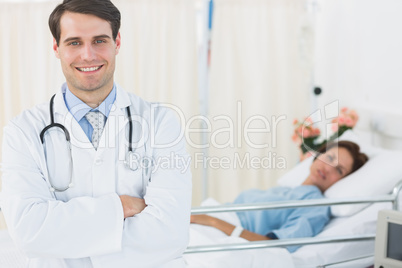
[277,130,402,217]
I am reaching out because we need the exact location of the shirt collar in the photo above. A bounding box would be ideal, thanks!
[63,84,117,122]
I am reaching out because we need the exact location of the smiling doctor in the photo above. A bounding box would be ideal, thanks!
[1,0,192,267]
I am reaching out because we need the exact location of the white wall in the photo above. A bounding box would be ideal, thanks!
[313,0,402,149]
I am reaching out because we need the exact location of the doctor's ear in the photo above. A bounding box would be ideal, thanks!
[53,38,60,59]
[115,32,121,55]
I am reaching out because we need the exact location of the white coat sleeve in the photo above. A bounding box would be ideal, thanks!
[91,106,192,267]
[1,120,124,258]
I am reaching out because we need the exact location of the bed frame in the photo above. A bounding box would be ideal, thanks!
[185,180,402,267]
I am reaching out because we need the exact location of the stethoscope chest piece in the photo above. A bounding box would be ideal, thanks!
[124,151,140,171]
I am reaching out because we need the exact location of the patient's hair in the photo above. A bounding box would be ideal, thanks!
[49,0,121,46]
[315,141,369,174]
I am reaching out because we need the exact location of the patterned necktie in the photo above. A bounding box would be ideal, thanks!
[85,111,106,150]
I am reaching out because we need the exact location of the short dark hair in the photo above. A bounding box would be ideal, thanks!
[315,140,369,175]
[49,0,121,46]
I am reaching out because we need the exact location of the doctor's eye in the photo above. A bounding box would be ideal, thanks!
[95,39,106,44]
[69,41,80,46]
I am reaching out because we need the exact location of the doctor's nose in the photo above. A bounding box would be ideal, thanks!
[80,44,97,61]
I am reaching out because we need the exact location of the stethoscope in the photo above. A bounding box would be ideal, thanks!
[40,94,151,192]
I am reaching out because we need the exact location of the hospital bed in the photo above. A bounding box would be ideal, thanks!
[184,130,402,268]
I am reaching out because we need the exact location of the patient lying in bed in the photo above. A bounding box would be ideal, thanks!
[191,141,368,252]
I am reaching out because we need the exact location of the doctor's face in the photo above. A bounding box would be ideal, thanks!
[53,12,121,96]
[308,147,354,192]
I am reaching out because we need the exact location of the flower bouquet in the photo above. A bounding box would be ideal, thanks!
[292,107,359,160]
[329,107,359,140]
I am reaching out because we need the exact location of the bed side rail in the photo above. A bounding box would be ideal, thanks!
[184,233,375,254]
[191,180,402,215]
[191,195,395,214]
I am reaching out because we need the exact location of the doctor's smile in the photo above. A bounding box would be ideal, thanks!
[75,65,104,73]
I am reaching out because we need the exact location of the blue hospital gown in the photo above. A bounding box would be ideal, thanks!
[233,185,330,252]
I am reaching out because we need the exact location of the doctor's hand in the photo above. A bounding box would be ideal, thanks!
[119,195,147,219]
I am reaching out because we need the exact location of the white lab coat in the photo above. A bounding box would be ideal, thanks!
[1,84,192,267]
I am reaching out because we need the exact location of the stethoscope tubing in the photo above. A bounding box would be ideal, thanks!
[40,95,70,144]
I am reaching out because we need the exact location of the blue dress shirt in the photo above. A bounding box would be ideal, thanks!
[63,85,116,142]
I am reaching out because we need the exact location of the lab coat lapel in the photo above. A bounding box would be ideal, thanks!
[111,84,131,131]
